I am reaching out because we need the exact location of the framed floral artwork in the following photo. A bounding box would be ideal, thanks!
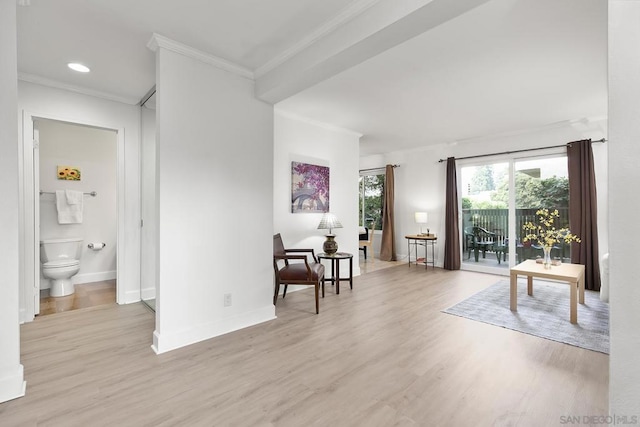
[291,161,329,213]
[57,166,81,181]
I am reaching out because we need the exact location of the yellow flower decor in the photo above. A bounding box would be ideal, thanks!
[57,166,81,181]
[522,208,580,247]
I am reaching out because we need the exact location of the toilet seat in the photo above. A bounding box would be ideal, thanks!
[43,259,79,268]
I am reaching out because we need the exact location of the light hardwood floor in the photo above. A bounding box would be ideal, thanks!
[39,280,116,315]
[2,266,608,426]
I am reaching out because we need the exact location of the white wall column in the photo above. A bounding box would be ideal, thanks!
[0,0,26,403]
[150,36,275,354]
[608,0,640,414]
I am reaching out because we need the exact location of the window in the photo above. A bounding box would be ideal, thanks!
[358,172,384,231]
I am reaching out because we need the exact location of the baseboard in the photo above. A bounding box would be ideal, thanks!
[140,286,155,301]
[277,284,306,295]
[0,365,26,403]
[123,288,141,304]
[74,270,117,284]
[152,305,276,354]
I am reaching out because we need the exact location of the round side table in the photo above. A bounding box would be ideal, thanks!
[317,252,353,294]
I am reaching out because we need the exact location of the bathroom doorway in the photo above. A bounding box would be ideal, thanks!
[21,109,127,322]
[34,119,118,315]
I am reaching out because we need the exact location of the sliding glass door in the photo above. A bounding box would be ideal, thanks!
[459,153,569,274]
[460,162,510,274]
[514,156,572,264]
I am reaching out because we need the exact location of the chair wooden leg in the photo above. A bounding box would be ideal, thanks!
[283,284,288,298]
[321,276,325,298]
[273,280,280,305]
[315,283,319,314]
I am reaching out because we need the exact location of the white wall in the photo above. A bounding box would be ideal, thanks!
[0,0,25,403]
[361,120,608,270]
[274,111,361,283]
[152,45,275,354]
[609,0,640,414]
[18,81,141,309]
[38,119,117,288]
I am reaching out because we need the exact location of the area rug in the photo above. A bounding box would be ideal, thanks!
[443,280,609,354]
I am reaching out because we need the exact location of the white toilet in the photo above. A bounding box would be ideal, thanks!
[40,237,83,297]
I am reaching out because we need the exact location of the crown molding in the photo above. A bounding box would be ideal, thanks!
[275,108,363,138]
[376,116,610,157]
[453,117,609,146]
[254,0,381,78]
[148,33,254,80]
[18,72,140,105]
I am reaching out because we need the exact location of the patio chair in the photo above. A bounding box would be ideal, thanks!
[464,226,496,262]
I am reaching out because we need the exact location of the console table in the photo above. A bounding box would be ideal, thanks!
[405,234,437,269]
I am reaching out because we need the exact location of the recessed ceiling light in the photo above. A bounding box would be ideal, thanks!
[67,63,90,73]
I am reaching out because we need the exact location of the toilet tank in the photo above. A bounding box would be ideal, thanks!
[40,237,83,263]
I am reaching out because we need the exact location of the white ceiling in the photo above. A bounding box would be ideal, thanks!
[16,0,607,156]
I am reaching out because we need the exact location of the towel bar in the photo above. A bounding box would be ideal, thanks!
[40,190,97,197]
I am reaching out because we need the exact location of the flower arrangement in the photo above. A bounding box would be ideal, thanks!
[523,209,580,268]
[523,208,580,248]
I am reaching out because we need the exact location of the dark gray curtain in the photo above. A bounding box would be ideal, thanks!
[380,164,396,261]
[567,139,601,291]
[444,157,461,270]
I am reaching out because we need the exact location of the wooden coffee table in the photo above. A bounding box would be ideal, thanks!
[510,260,585,324]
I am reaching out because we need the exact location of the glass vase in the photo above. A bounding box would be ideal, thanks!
[543,245,552,269]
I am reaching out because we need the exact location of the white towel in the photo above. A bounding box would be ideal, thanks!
[65,189,83,205]
[56,190,83,224]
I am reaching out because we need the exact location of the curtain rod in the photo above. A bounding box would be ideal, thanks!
[359,164,400,173]
[437,138,606,163]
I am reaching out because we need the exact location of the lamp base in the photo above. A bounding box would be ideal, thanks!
[418,228,430,237]
[323,234,338,255]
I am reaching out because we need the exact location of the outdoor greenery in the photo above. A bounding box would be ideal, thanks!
[359,174,384,230]
[467,165,495,194]
[463,167,569,210]
[494,172,569,209]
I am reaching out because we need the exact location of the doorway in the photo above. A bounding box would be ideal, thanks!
[21,111,126,322]
[34,119,117,315]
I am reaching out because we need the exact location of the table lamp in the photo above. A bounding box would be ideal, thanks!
[414,212,429,236]
[317,212,343,255]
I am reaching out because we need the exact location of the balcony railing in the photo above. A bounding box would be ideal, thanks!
[462,208,572,263]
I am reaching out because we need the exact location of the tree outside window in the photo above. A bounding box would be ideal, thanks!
[359,174,384,231]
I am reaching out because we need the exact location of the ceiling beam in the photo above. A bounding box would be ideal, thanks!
[255,0,492,104]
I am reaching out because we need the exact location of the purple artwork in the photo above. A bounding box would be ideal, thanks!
[291,161,329,213]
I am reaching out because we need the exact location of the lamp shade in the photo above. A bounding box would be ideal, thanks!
[414,212,428,224]
[317,212,343,233]
[318,212,343,254]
